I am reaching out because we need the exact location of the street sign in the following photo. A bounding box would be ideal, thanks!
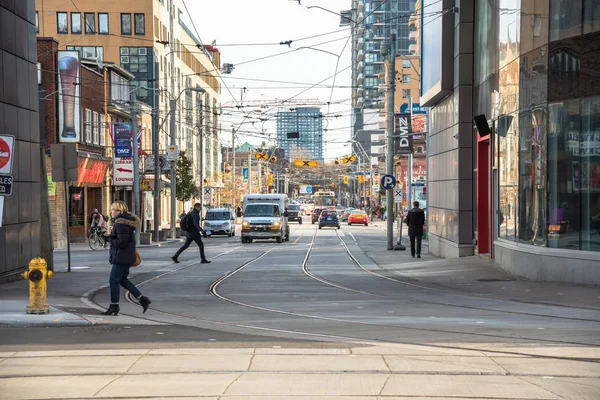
[0,174,13,196]
[112,123,132,158]
[203,186,212,201]
[381,174,397,190]
[113,157,134,186]
[306,185,312,194]
[0,135,15,174]
[394,189,402,203]
[242,167,248,181]
[166,145,179,161]
[144,155,171,173]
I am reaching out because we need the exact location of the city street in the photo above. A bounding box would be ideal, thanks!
[1,219,600,399]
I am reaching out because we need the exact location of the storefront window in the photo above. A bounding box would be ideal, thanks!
[550,0,583,41]
[499,0,521,69]
[580,96,600,251]
[498,111,519,240]
[475,0,496,84]
[548,100,581,250]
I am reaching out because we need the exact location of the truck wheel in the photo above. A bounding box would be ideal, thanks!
[299,219,303,224]
[241,237,247,243]
[248,238,253,243]
[276,236,283,243]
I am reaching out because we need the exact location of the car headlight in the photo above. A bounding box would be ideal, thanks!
[242,221,250,230]
[271,222,281,230]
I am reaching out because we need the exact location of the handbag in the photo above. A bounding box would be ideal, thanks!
[132,249,141,267]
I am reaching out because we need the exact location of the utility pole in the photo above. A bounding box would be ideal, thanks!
[385,33,396,250]
[169,98,176,239]
[198,95,204,209]
[153,62,160,244]
[248,151,252,194]
[232,127,236,207]
[130,86,140,244]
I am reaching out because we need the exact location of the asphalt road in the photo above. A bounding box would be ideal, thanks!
[22,218,593,352]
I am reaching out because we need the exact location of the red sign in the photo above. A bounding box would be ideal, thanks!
[0,136,13,173]
[76,158,107,187]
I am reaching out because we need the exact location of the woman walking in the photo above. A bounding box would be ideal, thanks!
[101,201,151,316]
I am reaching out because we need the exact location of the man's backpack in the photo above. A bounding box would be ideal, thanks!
[179,212,192,232]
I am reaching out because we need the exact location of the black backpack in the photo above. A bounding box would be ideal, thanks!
[179,212,192,231]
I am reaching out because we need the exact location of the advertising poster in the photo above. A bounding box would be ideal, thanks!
[48,172,56,201]
[110,123,132,158]
[57,51,81,143]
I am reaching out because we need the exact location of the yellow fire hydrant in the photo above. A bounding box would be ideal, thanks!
[21,258,54,314]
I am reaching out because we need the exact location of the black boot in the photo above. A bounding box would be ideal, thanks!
[138,296,151,313]
[171,255,179,263]
[101,304,119,316]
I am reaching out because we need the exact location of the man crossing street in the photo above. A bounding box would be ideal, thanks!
[172,203,211,264]
[404,201,425,258]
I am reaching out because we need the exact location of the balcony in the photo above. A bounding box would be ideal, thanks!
[374,19,385,26]
[358,37,364,46]
[409,31,418,41]
[409,44,418,54]
[357,73,364,84]
[408,15,417,28]
[357,49,364,61]
[357,61,365,70]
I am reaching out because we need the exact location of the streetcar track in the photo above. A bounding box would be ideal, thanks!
[84,220,600,354]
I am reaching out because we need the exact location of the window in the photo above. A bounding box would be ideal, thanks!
[98,13,108,34]
[584,0,600,34]
[134,13,145,35]
[85,109,92,143]
[402,74,411,83]
[67,46,104,61]
[99,114,106,146]
[402,89,411,98]
[71,12,81,34]
[402,59,412,68]
[35,11,39,33]
[550,0,583,41]
[92,111,99,145]
[121,14,132,35]
[57,12,68,34]
[84,12,95,34]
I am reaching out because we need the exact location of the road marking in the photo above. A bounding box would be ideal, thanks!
[293,232,304,244]
[348,232,356,242]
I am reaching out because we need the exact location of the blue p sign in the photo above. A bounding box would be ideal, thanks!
[381,174,397,190]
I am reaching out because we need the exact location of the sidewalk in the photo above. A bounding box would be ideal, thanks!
[54,238,183,252]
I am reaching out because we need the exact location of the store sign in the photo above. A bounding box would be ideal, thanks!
[113,157,134,186]
[395,114,413,154]
[76,158,107,187]
[57,51,81,143]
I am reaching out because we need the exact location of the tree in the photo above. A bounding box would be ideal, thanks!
[170,151,198,202]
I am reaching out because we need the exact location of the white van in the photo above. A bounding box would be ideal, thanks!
[202,208,235,237]
[241,194,290,243]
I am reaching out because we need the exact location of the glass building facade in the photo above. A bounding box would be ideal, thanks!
[474,0,600,253]
[276,107,323,161]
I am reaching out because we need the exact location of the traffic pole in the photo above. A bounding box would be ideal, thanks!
[130,85,140,244]
[169,99,176,239]
[153,62,160,244]
[385,33,396,250]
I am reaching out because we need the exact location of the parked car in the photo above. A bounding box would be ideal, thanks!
[319,210,340,229]
[311,207,326,224]
[203,208,235,237]
[348,210,369,226]
[286,204,302,224]
[342,208,354,222]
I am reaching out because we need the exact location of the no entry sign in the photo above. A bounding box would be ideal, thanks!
[0,135,15,174]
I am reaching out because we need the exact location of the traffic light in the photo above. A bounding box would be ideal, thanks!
[270,156,277,162]
[358,175,365,184]
[343,155,357,164]
[293,160,319,167]
[268,174,274,186]
[334,159,340,165]
[255,152,268,160]
[343,176,348,184]
[203,178,208,184]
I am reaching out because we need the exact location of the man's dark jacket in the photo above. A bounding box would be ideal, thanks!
[186,208,202,238]
[404,207,425,237]
[109,213,140,265]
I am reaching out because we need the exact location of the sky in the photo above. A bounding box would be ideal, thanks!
[187,0,354,160]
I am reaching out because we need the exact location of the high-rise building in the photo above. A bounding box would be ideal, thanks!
[276,108,323,161]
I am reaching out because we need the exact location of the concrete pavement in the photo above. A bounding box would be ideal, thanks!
[1,344,600,399]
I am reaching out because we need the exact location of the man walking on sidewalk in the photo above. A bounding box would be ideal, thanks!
[404,201,425,258]
[172,203,211,264]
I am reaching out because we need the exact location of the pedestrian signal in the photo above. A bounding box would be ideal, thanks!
[270,156,277,162]
[358,175,365,184]
[293,160,319,167]
[334,159,340,165]
[268,174,274,186]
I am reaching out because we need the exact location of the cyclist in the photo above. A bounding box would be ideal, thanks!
[90,209,109,239]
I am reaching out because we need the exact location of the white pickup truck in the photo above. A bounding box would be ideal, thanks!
[241,194,290,243]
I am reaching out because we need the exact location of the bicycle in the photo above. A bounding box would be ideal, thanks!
[88,227,109,250]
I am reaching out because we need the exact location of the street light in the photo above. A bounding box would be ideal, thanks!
[159,86,206,239]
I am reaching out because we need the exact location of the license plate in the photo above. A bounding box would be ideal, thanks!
[327,217,332,220]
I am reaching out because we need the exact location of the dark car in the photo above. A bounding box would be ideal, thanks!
[319,210,340,229]
[287,204,302,224]
[311,207,326,224]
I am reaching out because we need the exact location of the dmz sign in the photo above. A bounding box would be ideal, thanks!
[112,123,132,158]
[395,113,413,154]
